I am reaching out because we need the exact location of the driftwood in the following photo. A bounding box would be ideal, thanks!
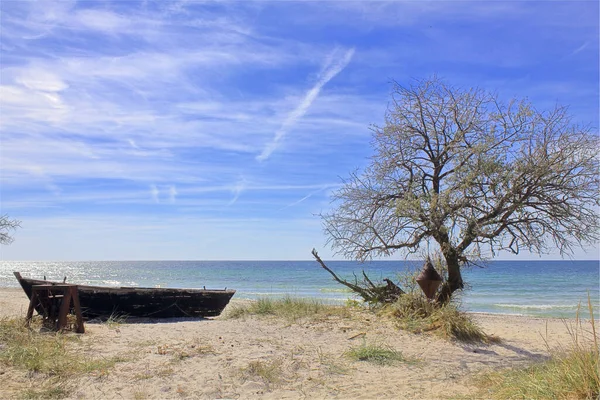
[311,249,404,304]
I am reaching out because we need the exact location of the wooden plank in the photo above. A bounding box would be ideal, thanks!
[71,286,85,334]
[25,290,37,325]
[57,287,72,331]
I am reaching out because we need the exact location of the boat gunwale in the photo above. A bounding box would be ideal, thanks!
[16,274,236,294]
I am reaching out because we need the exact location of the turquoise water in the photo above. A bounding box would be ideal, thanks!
[1,260,598,318]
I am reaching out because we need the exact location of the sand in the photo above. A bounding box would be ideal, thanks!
[0,287,585,399]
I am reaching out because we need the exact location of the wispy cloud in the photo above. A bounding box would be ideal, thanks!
[279,187,325,211]
[228,177,247,206]
[256,47,355,162]
[1,0,596,260]
[149,184,178,204]
[569,41,590,57]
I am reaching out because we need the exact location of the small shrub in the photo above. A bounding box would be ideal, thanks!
[389,293,492,343]
[345,340,406,366]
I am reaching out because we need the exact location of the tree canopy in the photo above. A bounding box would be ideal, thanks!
[321,77,599,302]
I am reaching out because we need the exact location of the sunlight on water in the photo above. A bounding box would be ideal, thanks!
[2,260,598,318]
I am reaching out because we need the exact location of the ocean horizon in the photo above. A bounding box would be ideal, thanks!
[2,259,598,319]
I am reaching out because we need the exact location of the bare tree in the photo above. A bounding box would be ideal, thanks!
[0,215,21,245]
[321,77,599,303]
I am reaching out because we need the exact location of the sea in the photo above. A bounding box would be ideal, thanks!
[1,260,598,319]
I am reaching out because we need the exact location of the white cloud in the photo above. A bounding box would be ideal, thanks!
[256,47,355,161]
[569,41,590,56]
[15,68,68,92]
[228,177,247,206]
[74,9,131,33]
[2,0,595,261]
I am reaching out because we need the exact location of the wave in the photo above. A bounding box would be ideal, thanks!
[493,303,579,310]
[319,287,353,293]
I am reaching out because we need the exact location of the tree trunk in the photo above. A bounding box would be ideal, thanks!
[436,251,464,304]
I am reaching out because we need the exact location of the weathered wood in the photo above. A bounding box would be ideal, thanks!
[57,286,72,330]
[15,272,235,319]
[311,249,404,304]
[70,286,85,333]
[26,284,85,333]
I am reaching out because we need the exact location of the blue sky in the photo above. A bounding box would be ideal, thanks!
[1,0,598,261]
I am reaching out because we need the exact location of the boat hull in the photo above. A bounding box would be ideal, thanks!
[14,272,235,319]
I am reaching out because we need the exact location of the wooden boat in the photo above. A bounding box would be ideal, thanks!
[14,272,235,319]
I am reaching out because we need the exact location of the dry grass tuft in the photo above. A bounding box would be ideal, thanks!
[226,296,351,322]
[240,358,284,388]
[477,296,599,399]
[0,316,127,398]
[387,292,495,343]
[345,340,407,366]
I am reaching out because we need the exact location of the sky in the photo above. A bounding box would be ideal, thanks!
[0,0,598,261]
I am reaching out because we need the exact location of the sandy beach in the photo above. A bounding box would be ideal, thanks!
[0,287,585,399]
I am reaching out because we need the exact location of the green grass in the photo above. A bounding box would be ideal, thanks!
[227,296,350,322]
[477,297,599,399]
[103,312,128,328]
[345,340,406,366]
[388,292,495,343]
[479,349,599,399]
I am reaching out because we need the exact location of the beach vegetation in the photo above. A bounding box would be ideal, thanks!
[156,341,215,362]
[240,358,284,388]
[386,264,495,342]
[133,365,175,381]
[21,383,70,400]
[132,391,149,400]
[388,292,493,342]
[103,312,128,328]
[317,347,349,375]
[226,296,351,321]
[345,340,406,366]
[0,316,127,397]
[316,76,599,304]
[477,298,599,399]
[399,261,495,342]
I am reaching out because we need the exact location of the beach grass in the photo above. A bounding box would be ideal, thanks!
[0,316,128,397]
[21,381,70,400]
[387,292,495,343]
[317,347,350,375]
[103,312,128,328]
[226,296,351,321]
[477,297,599,399]
[241,357,285,387]
[345,340,406,366]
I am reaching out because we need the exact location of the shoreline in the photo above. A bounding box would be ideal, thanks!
[0,286,590,320]
[1,287,595,399]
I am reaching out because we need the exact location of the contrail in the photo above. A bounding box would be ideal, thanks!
[256,47,355,162]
